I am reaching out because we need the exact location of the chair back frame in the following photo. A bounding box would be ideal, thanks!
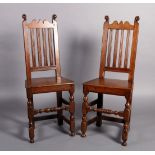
[22,14,61,87]
[99,16,140,82]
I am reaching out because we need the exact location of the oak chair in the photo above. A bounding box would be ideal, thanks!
[81,16,139,146]
[22,14,75,143]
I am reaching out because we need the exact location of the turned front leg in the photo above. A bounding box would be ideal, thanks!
[122,97,131,146]
[81,92,89,137]
[27,97,35,143]
[69,89,75,136]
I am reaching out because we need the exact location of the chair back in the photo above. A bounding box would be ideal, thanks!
[22,14,61,86]
[99,16,140,81]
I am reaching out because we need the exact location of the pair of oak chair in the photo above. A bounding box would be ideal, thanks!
[22,14,139,146]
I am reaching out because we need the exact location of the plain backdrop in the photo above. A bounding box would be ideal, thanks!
[0,3,155,150]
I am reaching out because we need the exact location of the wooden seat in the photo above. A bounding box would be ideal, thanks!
[22,14,75,143]
[81,16,140,146]
[84,78,132,95]
[25,77,74,93]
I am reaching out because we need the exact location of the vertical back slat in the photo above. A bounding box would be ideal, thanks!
[36,28,42,66]
[118,30,124,68]
[48,28,54,65]
[30,29,36,67]
[112,30,119,67]
[42,28,48,66]
[124,30,130,68]
[107,29,113,67]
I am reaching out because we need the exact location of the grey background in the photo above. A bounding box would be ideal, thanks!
[0,3,155,150]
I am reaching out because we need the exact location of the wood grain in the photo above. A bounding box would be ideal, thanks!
[113,29,119,67]
[36,28,42,66]
[107,29,113,67]
[124,30,130,68]
[48,28,54,65]
[42,28,48,66]
[118,30,124,67]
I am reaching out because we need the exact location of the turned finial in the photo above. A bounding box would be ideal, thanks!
[134,16,140,23]
[22,14,27,21]
[105,15,109,22]
[52,14,57,22]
